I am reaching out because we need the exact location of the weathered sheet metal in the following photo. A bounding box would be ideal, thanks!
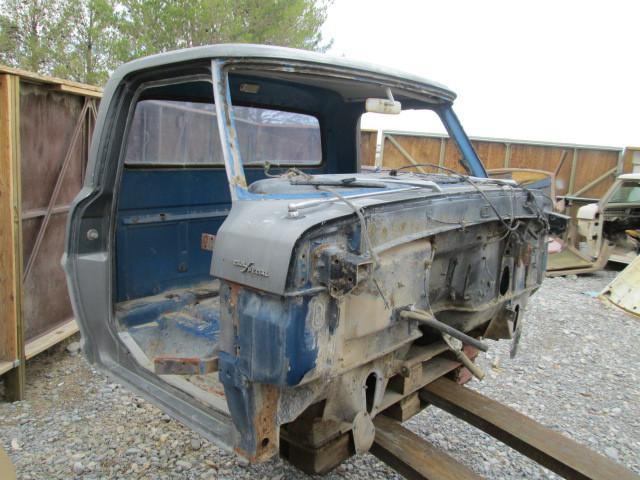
[63,45,555,467]
[599,255,640,318]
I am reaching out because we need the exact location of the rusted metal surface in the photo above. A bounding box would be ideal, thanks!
[421,378,640,480]
[371,414,483,480]
[243,384,280,462]
[153,355,219,375]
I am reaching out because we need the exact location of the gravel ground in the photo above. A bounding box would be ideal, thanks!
[1,270,638,479]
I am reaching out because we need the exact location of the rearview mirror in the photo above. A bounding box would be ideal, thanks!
[365,87,401,114]
[365,98,402,114]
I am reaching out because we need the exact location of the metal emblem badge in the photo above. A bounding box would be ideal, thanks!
[232,260,270,277]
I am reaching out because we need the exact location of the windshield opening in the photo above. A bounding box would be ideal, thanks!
[359,109,471,174]
[210,60,485,200]
[609,181,640,204]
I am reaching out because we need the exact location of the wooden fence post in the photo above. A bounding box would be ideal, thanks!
[0,73,25,401]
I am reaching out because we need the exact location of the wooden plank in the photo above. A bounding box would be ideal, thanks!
[381,392,423,422]
[374,131,623,199]
[379,356,460,412]
[0,361,16,376]
[280,430,352,475]
[572,149,619,198]
[21,205,70,220]
[421,378,640,480]
[55,84,102,98]
[0,73,25,400]
[622,147,640,173]
[0,64,102,97]
[0,77,16,363]
[386,134,428,173]
[382,134,443,172]
[24,318,79,360]
[372,414,483,480]
[359,129,377,167]
[0,442,17,480]
[572,167,618,197]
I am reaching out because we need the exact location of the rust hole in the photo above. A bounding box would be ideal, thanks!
[512,304,521,332]
[365,373,378,413]
[499,266,510,296]
[261,438,270,448]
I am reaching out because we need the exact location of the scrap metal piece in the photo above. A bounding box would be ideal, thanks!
[352,412,376,454]
[201,233,216,251]
[509,313,524,359]
[599,255,640,319]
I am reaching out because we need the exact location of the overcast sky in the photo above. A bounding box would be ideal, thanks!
[322,0,639,147]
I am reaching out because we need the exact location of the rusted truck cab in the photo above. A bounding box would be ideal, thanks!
[64,45,553,471]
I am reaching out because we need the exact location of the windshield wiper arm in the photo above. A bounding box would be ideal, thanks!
[290,177,387,188]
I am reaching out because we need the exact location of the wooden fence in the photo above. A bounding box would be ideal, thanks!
[361,130,634,199]
[0,66,101,400]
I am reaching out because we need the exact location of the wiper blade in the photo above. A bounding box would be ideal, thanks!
[290,177,387,188]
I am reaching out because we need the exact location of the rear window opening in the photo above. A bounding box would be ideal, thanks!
[124,100,322,167]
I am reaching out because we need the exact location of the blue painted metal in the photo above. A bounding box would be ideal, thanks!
[218,283,317,457]
[439,106,487,178]
[212,60,248,201]
[161,309,219,343]
[228,288,316,386]
[117,290,197,327]
[116,167,330,301]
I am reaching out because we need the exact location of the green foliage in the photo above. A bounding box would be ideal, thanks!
[0,0,70,73]
[0,0,332,85]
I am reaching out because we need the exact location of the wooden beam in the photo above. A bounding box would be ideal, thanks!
[553,149,569,177]
[372,415,483,480]
[572,166,617,197]
[0,73,25,400]
[24,318,79,360]
[503,143,511,168]
[421,378,639,480]
[0,64,102,98]
[0,361,16,376]
[568,148,579,195]
[54,84,102,98]
[438,137,446,167]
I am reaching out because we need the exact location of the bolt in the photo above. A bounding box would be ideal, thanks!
[86,228,99,241]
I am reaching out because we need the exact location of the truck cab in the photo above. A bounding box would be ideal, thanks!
[64,44,552,471]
